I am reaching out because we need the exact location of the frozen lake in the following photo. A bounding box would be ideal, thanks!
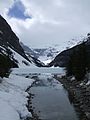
[12,67,82,120]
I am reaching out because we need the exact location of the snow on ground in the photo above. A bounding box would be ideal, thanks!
[0,72,34,120]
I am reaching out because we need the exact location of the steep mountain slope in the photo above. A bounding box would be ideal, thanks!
[0,15,29,61]
[20,42,37,57]
[20,42,45,67]
[0,15,44,69]
[48,34,90,68]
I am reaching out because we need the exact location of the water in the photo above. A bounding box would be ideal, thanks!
[12,68,80,120]
[30,73,79,120]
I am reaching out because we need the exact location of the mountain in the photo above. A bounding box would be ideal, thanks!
[20,42,45,67]
[48,34,90,68]
[0,15,44,74]
[20,42,60,65]
[0,15,30,61]
[34,47,60,64]
[20,42,38,58]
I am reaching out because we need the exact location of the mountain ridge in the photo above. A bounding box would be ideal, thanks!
[48,35,90,68]
[0,15,45,73]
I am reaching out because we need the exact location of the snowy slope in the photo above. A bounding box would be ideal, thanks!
[0,45,40,68]
[9,47,38,68]
[10,48,30,67]
[25,46,60,65]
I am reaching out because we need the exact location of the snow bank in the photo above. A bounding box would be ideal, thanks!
[0,74,34,120]
[0,100,19,120]
[9,47,30,68]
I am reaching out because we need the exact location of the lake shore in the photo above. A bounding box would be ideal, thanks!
[26,73,79,120]
[55,75,90,120]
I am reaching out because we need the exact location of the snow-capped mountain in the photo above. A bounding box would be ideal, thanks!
[21,36,86,65]
[20,42,60,65]
[48,34,90,68]
[34,47,60,65]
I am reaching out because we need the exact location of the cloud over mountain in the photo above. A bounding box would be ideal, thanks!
[0,0,90,48]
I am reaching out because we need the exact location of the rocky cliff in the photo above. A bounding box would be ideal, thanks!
[0,15,44,74]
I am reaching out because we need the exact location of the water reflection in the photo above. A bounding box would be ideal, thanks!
[29,73,79,120]
[14,71,87,120]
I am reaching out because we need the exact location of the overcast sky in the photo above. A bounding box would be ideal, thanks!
[0,0,90,48]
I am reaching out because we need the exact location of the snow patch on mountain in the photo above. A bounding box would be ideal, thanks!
[9,47,37,68]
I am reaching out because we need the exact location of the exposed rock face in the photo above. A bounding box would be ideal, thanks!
[0,15,29,62]
[48,37,90,68]
[20,42,45,67]
[0,15,45,69]
[0,16,19,71]
[20,42,36,57]
[55,75,90,120]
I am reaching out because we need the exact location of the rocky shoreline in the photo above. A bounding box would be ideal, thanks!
[54,75,90,120]
[25,80,41,120]
[25,74,90,120]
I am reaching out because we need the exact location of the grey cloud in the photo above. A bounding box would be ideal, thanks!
[1,0,90,48]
